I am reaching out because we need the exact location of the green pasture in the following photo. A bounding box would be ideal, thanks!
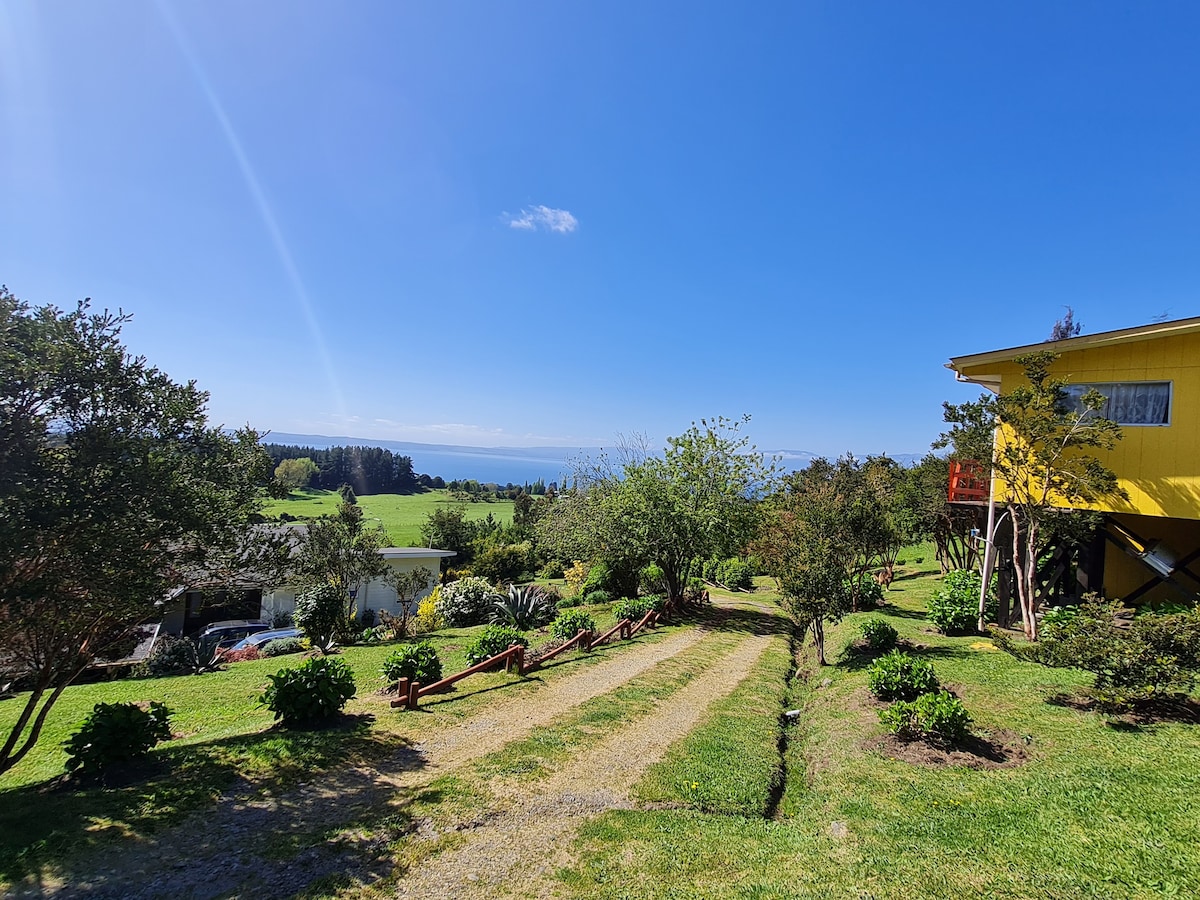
[260,488,515,546]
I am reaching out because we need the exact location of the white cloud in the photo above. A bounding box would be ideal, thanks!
[505,205,578,234]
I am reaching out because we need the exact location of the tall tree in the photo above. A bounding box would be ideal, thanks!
[0,290,277,775]
[756,464,856,664]
[940,351,1124,640]
[291,501,389,632]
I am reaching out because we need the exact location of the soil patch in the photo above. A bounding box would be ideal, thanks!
[868,730,1029,770]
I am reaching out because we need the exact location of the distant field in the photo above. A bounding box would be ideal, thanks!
[260,489,515,546]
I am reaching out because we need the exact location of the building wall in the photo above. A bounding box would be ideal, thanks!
[260,557,442,623]
[958,330,1200,521]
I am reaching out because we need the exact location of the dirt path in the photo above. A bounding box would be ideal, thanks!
[394,632,774,900]
[34,626,720,899]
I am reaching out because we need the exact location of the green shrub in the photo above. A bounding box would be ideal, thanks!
[849,573,888,609]
[64,701,173,777]
[137,634,207,677]
[260,637,305,657]
[700,556,720,583]
[294,583,346,652]
[260,657,356,727]
[472,542,533,584]
[358,625,389,644]
[928,569,995,634]
[867,650,939,701]
[879,691,972,745]
[465,625,528,665]
[716,558,753,591]
[381,641,443,685]
[436,576,501,627]
[539,560,566,580]
[491,584,555,629]
[556,596,582,610]
[859,618,898,653]
[613,595,664,622]
[581,560,612,595]
[551,610,596,641]
[584,588,612,605]
[640,564,666,595]
[997,596,1200,711]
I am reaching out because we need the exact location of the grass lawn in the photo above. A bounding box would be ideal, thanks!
[0,595,637,885]
[259,488,515,546]
[561,559,1200,899]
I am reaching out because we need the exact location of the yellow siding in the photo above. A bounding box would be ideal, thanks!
[957,331,1200,521]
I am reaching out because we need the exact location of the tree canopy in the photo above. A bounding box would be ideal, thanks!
[0,289,277,774]
[940,351,1124,639]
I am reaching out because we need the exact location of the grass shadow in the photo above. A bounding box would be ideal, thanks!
[0,713,420,886]
[686,603,792,637]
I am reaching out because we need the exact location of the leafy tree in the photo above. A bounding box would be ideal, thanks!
[863,455,926,572]
[291,500,388,634]
[939,351,1124,640]
[581,418,774,602]
[0,290,277,775]
[757,464,860,664]
[274,457,318,491]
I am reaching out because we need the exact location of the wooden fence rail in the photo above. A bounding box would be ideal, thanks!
[390,609,666,711]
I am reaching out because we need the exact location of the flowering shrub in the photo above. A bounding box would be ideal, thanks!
[436,576,501,627]
[414,590,445,633]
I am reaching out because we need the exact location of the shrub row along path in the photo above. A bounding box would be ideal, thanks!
[36,618,771,899]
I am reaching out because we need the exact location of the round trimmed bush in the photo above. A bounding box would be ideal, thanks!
[866,650,939,701]
[465,625,528,665]
[260,656,356,727]
[879,691,972,745]
[860,618,899,653]
[436,576,502,627]
[551,610,596,641]
[584,588,612,605]
[64,701,173,777]
[260,637,305,657]
[382,641,443,685]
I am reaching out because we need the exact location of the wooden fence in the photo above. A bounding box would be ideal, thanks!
[390,606,666,711]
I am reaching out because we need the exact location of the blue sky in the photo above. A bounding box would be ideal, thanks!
[3,2,1198,456]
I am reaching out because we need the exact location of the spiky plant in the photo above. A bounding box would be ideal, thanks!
[491,584,555,630]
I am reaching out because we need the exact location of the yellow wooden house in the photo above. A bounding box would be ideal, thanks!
[947,315,1200,607]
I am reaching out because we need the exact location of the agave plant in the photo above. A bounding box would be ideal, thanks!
[491,584,555,630]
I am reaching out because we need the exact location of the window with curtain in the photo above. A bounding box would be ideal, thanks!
[1062,381,1171,425]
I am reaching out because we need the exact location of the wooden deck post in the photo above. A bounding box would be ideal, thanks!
[407,681,420,710]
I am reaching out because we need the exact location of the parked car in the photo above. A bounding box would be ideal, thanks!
[198,620,270,653]
[227,627,302,652]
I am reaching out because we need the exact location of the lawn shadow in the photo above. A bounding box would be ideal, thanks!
[1045,691,1200,727]
[0,713,422,888]
[687,602,792,637]
[874,604,929,621]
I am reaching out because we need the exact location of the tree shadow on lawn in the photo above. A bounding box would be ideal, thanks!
[872,604,929,621]
[687,603,792,637]
[0,713,423,888]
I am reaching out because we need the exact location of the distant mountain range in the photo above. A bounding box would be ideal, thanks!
[261,432,926,484]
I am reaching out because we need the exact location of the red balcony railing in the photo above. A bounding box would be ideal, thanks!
[948,460,989,502]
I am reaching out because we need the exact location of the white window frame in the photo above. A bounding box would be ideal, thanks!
[1064,380,1173,427]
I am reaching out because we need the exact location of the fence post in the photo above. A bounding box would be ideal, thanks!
[516,645,525,675]
[407,681,421,710]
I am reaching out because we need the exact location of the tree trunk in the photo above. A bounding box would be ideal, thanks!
[812,618,827,666]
